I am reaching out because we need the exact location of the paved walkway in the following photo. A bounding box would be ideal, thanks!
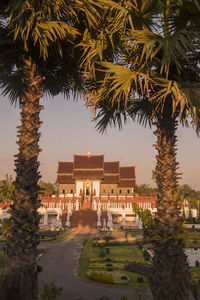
[38,228,152,300]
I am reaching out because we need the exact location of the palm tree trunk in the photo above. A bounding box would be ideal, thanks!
[150,114,193,300]
[0,56,43,300]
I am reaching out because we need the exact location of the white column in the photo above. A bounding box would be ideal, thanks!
[97,211,101,227]
[92,181,100,196]
[75,199,79,211]
[43,213,48,225]
[66,213,71,227]
[122,213,126,226]
[107,211,113,231]
[56,213,60,221]
[76,181,83,196]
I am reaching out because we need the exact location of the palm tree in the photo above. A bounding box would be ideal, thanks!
[0,1,102,299]
[82,1,200,299]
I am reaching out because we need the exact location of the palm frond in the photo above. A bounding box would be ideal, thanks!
[87,62,153,109]
[93,97,152,133]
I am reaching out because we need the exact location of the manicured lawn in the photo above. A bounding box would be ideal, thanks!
[85,239,144,259]
[78,238,150,291]
[0,251,4,276]
[108,245,144,258]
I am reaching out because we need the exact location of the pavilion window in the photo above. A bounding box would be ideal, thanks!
[70,189,73,194]
[62,189,65,194]
[127,190,130,194]
[111,189,114,194]
[119,189,122,194]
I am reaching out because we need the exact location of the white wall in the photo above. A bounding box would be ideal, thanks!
[75,181,83,196]
[93,181,100,196]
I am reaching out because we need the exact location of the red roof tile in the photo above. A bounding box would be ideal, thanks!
[56,175,74,184]
[103,174,120,184]
[120,167,135,178]
[74,154,104,169]
[104,162,119,174]
[73,169,104,179]
[57,162,73,174]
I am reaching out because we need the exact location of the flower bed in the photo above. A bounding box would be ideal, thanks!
[88,262,124,270]
[87,270,130,284]
[89,257,152,265]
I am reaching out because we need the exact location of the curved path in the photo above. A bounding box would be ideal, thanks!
[38,229,152,300]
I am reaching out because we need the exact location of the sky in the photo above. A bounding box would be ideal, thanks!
[0,94,200,190]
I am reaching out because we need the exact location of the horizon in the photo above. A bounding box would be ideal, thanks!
[0,94,200,190]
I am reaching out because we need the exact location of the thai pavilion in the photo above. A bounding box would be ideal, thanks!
[56,152,136,197]
[0,153,158,230]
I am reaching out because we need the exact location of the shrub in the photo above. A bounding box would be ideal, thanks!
[105,236,112,242]
[137,277,144,283]
[99,250,105,258]
[190,272,200,298]
[120,276,128,281]
[195,260,200,267]
[143,250,151,261]
[40,280,63,300]
[137,241,143,250]
[105,257,112,262]
[88,257,152,265]
[90,272,114,284]
[106,263,113,267]
[120,296,128,300]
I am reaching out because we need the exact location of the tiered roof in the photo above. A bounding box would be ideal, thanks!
[119,167,136,187]
[56,154,135,188]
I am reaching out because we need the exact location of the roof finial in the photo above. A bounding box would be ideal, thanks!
[88,149,91,156]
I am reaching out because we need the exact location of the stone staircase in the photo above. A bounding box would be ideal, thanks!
[68,198,98,228]
[70,209,98,228]
[81,197,91,210]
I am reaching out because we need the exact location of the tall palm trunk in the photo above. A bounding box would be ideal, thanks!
[150,114,192,300]
[0,56,43,300]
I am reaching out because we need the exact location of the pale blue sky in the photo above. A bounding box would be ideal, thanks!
[0,94,200,190]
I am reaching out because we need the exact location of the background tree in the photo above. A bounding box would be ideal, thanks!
[133,204,156,239]
[134,184,157,196]
[0,175,15,203]
[180,185,200,209]
[39,181,58,195]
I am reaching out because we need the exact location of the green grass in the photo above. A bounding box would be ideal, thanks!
[108,245,144,259]
[123,270,149,289]
[191,267,200,276]
[39,229,71,242]
[84,239,144,259]
[78,238,149,292]
[0,251,4,276]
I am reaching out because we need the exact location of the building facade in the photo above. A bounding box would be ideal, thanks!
[56,153,136,197]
